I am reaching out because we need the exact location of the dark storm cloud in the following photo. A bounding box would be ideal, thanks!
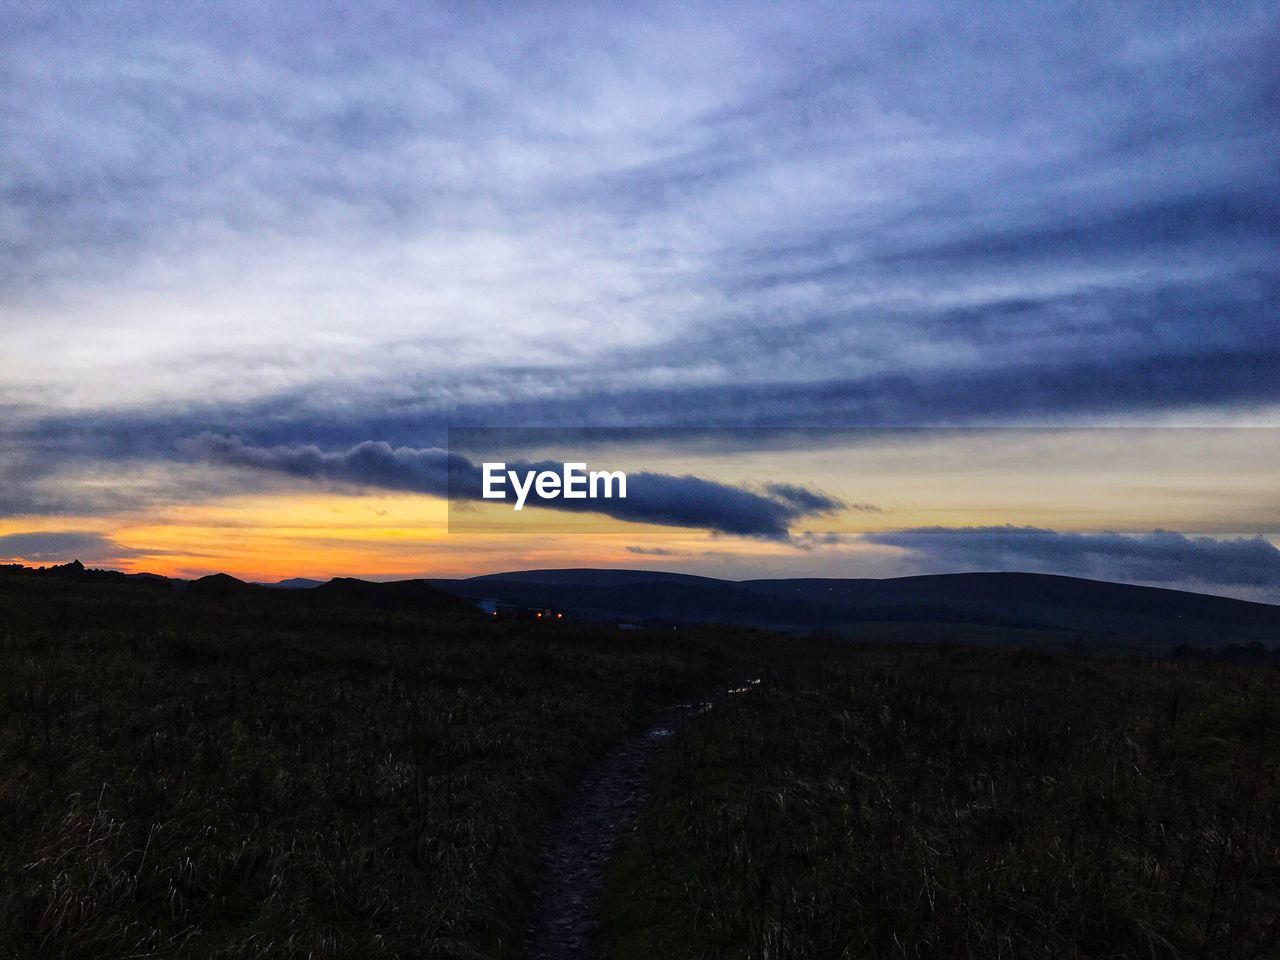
[180,434,845,538]
[866,527,1280,589]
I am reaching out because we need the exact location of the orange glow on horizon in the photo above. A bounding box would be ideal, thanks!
[1,491,791,581]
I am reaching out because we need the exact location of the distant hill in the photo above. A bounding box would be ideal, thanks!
[465,568,724,587]
[306,576,474,615]
[429,568,1280,652]
[186,572,250,598]
[258,577,324,589]
[0,563,474,618]
[3,561,1275,652]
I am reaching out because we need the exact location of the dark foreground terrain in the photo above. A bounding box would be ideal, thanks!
[431,568,1280,652]
[1,566,1277,959]
[0,569,751,958]
[606,643,1280,959]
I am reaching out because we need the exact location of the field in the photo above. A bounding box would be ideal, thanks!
[0,572,757,959]
[605,642,1280,959]
[2,571,1277,959]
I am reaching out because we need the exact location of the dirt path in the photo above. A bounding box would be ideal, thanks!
[523,703,705,959]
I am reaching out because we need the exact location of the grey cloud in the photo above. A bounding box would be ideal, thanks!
[0,530,154,565]
[5,327,1278,466]
[766,483,879,515]
[877,194,1280,271]
[625,546,677,556]
[0,437,288,519]
[2,2,1276,425]
[865,526,1280,588]
[788,530,853,551]
[180,433,846,538]
[180,433,462,494]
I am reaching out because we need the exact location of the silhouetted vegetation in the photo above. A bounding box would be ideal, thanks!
[0,571,747,958]
[3,568,1276,958]
[1172,641,1280,668]
[605,642,1280,959]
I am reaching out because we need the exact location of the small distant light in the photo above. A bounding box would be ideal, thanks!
[556,612,563,619]
[535,611,542,618]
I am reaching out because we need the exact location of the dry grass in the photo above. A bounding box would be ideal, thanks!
[0,573,740,959]
[605,643,1280,959]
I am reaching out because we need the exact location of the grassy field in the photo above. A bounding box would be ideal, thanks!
[4,571,1277,959]
[0,572,759,959]
[604,642,1280,959]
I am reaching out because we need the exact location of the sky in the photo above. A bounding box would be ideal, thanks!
[1,2,1278,597]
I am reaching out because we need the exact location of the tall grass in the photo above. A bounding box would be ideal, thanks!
[0,573,738,959]
[605,643,1280,959]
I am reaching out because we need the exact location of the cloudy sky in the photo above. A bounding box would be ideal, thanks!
[1,2,1277,596]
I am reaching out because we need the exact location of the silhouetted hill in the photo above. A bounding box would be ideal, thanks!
[182,573,474,616]
[307,577,474,615]
[740,572,1280,638]
[465,568,724,587]
[3,561,1275,651]
[186,572,254,598]
[429,569,1280,651]
[259,577,324,589]
[0,564,474,619]
[1,559,169,589]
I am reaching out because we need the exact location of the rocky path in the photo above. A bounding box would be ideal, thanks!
[523,704,704,959]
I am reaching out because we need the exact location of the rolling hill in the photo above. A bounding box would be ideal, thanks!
[429,568,1280,651]
[4,561,1276,652]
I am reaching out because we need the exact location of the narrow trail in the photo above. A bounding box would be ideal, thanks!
[523,702,705,960]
